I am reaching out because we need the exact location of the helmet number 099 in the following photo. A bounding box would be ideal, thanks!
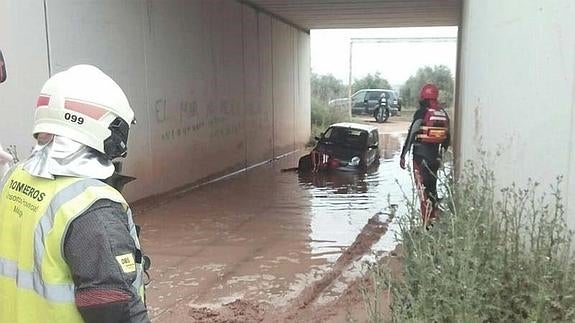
[64,112,85,125]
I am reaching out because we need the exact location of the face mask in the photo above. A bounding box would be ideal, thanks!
[22,135,114,180]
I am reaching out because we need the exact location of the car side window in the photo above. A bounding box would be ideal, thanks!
[352,91,366,102]
[367,91,381,100]
[369,130,378,146]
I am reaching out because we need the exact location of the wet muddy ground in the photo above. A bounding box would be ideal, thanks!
[136,117,414,322]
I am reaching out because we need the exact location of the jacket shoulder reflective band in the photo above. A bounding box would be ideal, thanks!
[416,108,449,144]
[0,165,145,323]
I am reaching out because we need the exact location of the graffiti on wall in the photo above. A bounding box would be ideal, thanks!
[154,98,246,143]
[207,100,242,139]
[155,98,205,142]
[154,98,167,123]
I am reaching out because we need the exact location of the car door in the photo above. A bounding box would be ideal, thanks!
[351,91,367,113]
[386,91,398,109]
[366,91,382,113]
[366,130,379,165]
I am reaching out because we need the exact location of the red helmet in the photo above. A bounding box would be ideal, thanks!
[420,84,439,100]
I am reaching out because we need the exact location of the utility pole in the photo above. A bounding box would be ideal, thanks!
[348,41,353,118]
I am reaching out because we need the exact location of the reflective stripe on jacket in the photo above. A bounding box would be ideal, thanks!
[0,166,144,322]
[416,108,449,144]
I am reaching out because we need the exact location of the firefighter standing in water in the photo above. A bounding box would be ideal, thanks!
[400,84,450,225]
[0,65,149,322]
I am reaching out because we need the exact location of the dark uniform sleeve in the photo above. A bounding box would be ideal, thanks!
[401,108,425,159]
[64,199,150,323]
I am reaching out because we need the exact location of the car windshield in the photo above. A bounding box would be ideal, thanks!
[322,127,367,148]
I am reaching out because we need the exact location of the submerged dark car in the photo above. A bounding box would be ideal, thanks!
[299,123,380,172]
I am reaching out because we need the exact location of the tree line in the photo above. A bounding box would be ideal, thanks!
[312,65,455,108]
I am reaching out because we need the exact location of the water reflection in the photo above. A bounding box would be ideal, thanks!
[298,170,371,195]
[141,132,415,317]
[298,133,412,261]
[380,132,403,160]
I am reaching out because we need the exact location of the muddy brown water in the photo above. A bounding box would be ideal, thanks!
[136,131,413,321]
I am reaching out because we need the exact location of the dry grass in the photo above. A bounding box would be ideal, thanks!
[365,162,575,322]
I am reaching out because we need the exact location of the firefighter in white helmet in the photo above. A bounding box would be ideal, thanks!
[0,65,149,322]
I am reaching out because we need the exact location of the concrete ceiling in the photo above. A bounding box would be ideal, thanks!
[242,0,461,31]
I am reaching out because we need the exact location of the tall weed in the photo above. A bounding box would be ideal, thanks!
[373,162,575,322]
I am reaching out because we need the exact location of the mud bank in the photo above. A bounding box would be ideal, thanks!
[184,211,397,323]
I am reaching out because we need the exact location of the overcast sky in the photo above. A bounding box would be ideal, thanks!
[310,27,458,89]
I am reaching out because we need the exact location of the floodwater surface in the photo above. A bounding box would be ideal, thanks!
[137,131,413,320]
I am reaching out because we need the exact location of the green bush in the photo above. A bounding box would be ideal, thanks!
[373,162,575,322]
[308,98,349,146]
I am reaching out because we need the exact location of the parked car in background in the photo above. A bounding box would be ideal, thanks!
[383,89,401,113]
[298,122,380,173]
[350,89,382,115]
[329,89,400,117]
[328,97,349,108]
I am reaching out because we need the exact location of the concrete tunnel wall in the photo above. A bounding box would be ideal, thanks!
[0,0,311,202]
[457,0,575,226]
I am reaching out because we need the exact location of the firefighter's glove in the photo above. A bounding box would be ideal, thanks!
[400,157,406,170]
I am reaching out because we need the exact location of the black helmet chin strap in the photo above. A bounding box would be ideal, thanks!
[103,117,130,159]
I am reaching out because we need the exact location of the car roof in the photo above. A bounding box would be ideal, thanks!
[355,89,385,92]
[355,89,396,92]
[354,89,397,96]
[329,122,378,132]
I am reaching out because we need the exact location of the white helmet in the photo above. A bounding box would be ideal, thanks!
[34,65,135,159]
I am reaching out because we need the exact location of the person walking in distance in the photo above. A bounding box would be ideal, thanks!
[399,84,450,226]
